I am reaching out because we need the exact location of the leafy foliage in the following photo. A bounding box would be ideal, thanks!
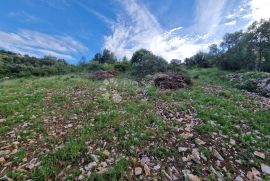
[131,49,168,78]
[92,49,117,64]
[0,50,77,78]
[185,52,211,68]
[186,19,270,72]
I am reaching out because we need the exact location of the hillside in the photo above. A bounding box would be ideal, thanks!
[0,50,77,78]
[0,67,269,180]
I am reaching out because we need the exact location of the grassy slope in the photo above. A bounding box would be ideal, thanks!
[0,68,269,180]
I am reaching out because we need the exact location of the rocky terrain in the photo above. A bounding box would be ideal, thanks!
[0,68,269,180]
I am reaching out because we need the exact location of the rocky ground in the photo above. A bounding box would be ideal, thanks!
[0,69,270,180]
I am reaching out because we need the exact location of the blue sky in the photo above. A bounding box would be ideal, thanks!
[0,0,269,64]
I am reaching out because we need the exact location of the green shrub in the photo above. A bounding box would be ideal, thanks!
[88,62,114,72]
[114,62,130,72]
[131,50,168,78]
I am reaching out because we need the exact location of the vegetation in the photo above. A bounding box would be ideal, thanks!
[0,19,270,181]
[131,49,168,78]
[0,50,77,78]
[0,67,269,180]
[186,19,270,72]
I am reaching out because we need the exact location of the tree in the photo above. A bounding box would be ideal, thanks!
[101,49,117,64]
[122,56,129,62]
[208,44,220,56]
[247,19,270,71]
[93,53,102,62]
[221,31,243,51]
[78,56,87,66]
[130,49,153,64]
[185,52,210,68]
[131,49,168,78]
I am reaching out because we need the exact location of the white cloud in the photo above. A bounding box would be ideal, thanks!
[103,0,225,61]
[103,0,270,61]
[224,20,237,26]
[0,30,88,60]
[193,0,227,34]
[75,1,114,27]
[248,0,270,21]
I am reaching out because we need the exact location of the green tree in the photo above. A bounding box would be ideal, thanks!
[93,53,102,62]
[131,49,168,78]
[130,49,153,64]
[101,49,117,64]
[247,19,270,71]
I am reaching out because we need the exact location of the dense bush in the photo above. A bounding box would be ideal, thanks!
[186,19,270,72]
[185,52,211,68]
[92,49,117,64]
[131,50,168,78]
[130,49,153,64]
[114,62,130,72]
[0,51,77,78]
[87,62,114,71]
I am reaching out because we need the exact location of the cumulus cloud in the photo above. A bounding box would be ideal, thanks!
[224,20,237,26]
[0,30,88,60]
[103,0,227,61]
[248,0,270,21]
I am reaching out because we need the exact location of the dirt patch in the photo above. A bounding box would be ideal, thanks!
[154,71,191,90]
[89,70,117,80]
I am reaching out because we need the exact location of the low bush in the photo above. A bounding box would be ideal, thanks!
[114,62,130,72]
[87,62,114,72]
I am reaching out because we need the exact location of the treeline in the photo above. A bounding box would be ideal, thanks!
[79,48,170,78]
[0,50,77,78]
[185,19,270,72]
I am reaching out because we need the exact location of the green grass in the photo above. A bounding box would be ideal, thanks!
[1,69,269,180]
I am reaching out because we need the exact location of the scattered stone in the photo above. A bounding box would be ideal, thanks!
[261,164,270,175]
[90,154,99,162]
[78,175,84,180]
[0,157,6,164]
[0,150,11,156]
[161,170,172,181]
[181,132,193,139]
[144,164,150,176]
[200,153,207,161]
[178,147,189,152]
[187,173,201,181]
[13,141,20,145]
[31,115,36,119]
[102,150,110,157]
[230,138,236,145]
[254,151,265,159]
[235,160,242,164]
[247,170,262,181]
[251,167,261,176]
[85,162,97,171]
[195,138,205,145]
[64,124,73,129]
[112,93,122,103]
[140,156,150,165]
[212,149,224,161]
[0,118,6,123]
[134,167,143,176]
[153,164,161,171]
[192,149,201,164]
[210,166,224,180]
[11,149,18,155]
[100,161,108,168]
[235,175,243,181]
